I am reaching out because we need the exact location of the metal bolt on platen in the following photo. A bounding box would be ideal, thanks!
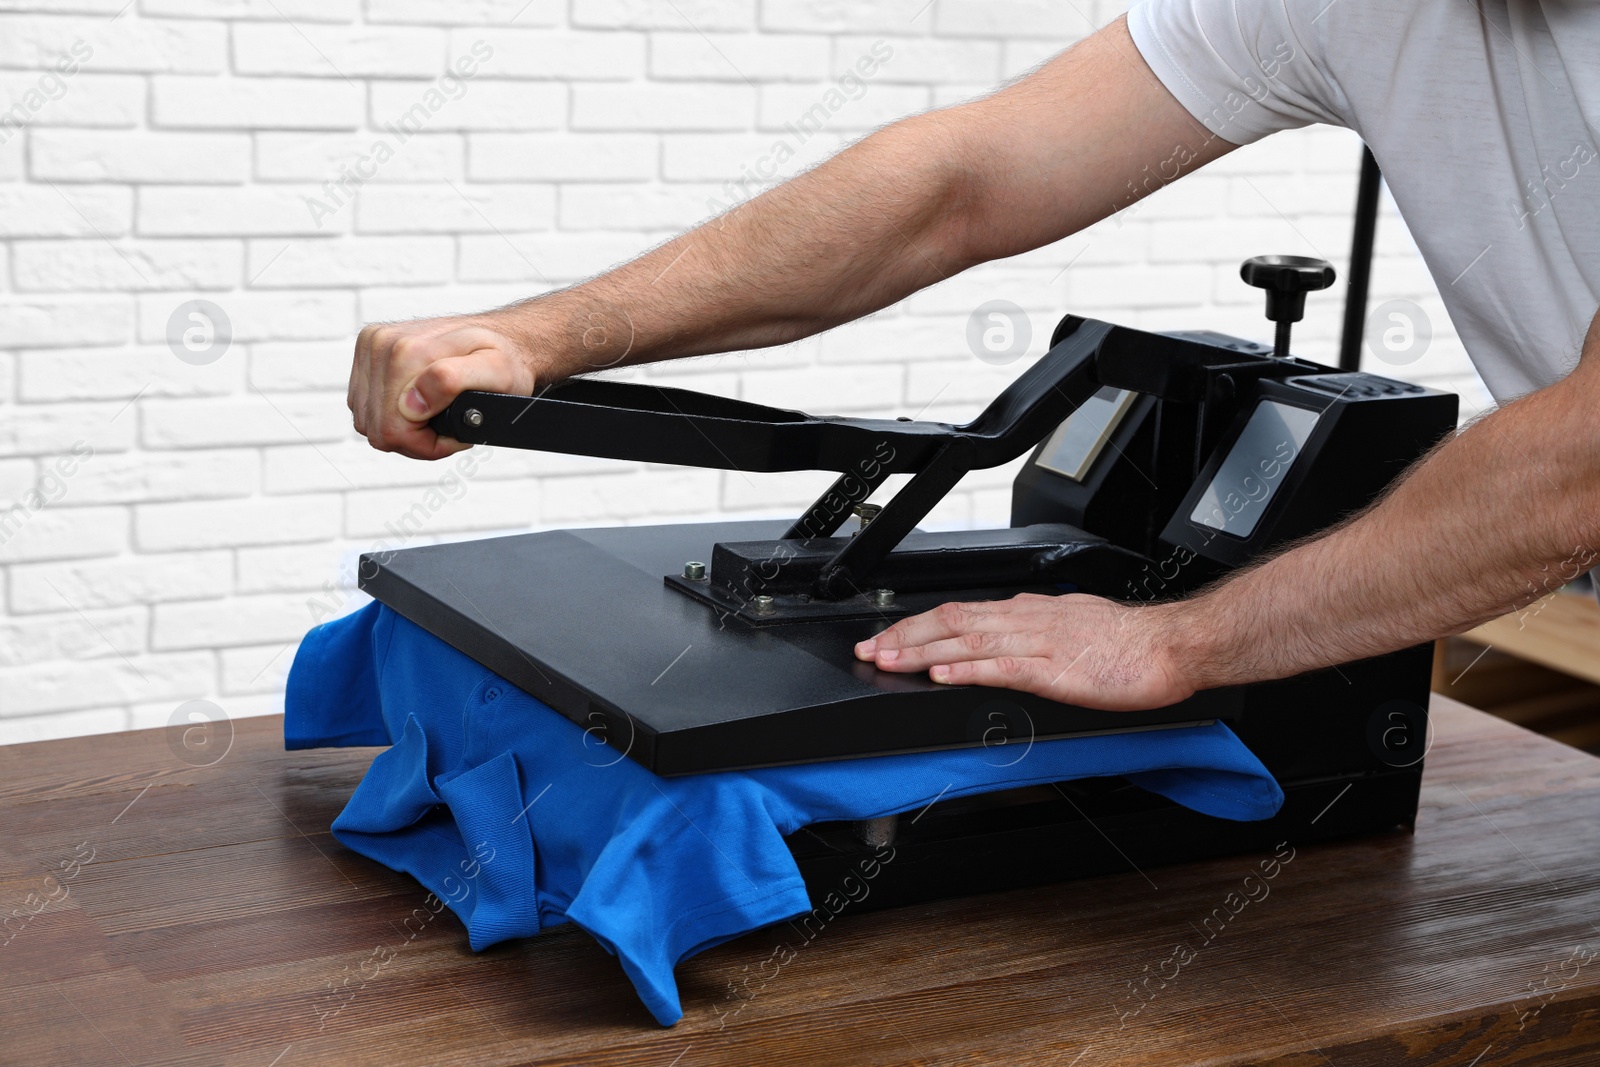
[752,595,776,616]
[853,502,883,528]
[683,561,707,580]
[464,408,485,428]
[870,588,896,608]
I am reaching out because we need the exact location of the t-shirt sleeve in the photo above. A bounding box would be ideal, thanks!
[1127,0,1353,145]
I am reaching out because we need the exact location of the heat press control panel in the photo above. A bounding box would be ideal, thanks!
[1013,261,1457,585]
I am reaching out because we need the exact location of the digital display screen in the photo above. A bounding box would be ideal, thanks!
[1189,400,1321,537]
[1036,387,1136,481]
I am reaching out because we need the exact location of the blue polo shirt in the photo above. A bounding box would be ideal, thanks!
[286,602,1282,1025]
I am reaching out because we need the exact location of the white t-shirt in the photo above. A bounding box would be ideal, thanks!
[1128,0,1600,402]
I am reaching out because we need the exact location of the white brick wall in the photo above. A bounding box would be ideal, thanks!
[0,0,1490,745]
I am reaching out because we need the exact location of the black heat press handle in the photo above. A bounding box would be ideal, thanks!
[430,317,1117,477]
[433,378,946,474]
[429,315,1277,597]
[433,318,1119,594]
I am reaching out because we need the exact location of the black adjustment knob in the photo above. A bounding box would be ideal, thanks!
[1240,255,1336,358]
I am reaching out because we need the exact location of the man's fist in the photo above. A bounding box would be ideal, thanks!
[349,315,539,460]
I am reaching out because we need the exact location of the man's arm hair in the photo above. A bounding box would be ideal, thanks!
[518,16,1235,377]
[1172,309,1600,688]
[355,16,1236,457]
[853,310,1600,711]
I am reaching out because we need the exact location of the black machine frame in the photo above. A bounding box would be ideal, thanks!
[359,148,1459,909]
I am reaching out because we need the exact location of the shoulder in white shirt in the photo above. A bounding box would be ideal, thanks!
[1128,0,1600,401]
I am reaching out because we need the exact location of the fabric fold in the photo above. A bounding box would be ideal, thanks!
[284,599,389,750]
[566,787,813,1024]
[434,752,543,950]
[331,714,441,834]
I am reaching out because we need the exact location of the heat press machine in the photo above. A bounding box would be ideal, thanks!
[360,253,1458,908]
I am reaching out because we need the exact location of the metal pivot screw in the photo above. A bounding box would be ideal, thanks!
[751,595,776,616]
[464,408,485,428]
[852,502,882,536]
[870,588,895,608]
[682,561,707,581]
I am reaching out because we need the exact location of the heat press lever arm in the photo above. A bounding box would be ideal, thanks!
[432,318,1118,598]
[432,319,1117,481]
[432,379,954,474]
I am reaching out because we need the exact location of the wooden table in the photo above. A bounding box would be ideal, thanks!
[1462,589,1600,687]
[5,697,1600,1066]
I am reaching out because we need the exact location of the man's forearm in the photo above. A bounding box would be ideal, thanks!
[859,319,1600,712]
[508,113,974,380]
[1174,325,1600,688]
[484,16,1227,383]
[353,17,1232,459]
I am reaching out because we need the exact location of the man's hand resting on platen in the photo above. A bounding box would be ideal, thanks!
[854,593,1198,711]
[859,304,1600,709]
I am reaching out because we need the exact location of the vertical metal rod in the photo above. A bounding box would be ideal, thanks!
[1338,145,1383,372]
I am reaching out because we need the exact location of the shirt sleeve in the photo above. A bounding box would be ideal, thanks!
[1127,0,1353,145]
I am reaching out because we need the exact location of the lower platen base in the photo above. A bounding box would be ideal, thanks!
[788,768,1420,912]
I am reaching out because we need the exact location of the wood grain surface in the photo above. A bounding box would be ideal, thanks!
[3,697,1600,1067]
[1464,590,1600,688]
